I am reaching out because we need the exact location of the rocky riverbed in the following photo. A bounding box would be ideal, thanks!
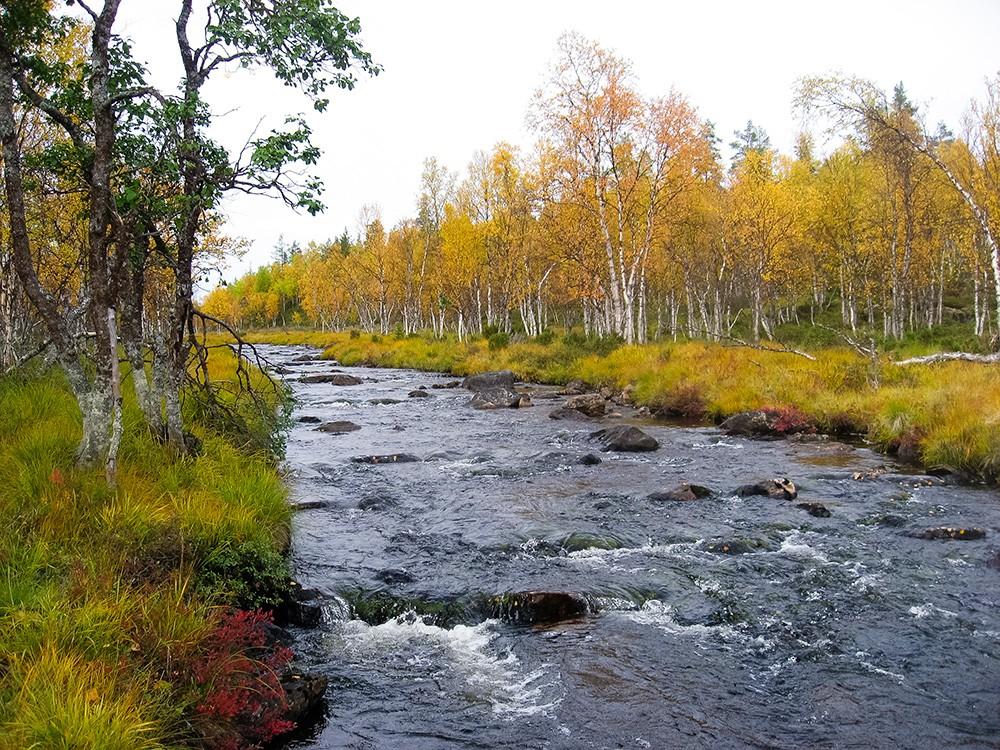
[262,345,1000,749]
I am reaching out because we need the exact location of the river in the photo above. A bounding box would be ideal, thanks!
[261,345,1000,749]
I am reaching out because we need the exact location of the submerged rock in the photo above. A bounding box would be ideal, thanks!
[797,502,831,518]
[705,538,769,555]
[348,591,468,626]
[315,420,361,434]
[915,527,986,541]
[735,478,798,500]
[559,532,624,552]
[589,425,659,452]
[469,388,531,410]
[488,591,588,625]
[463,370,516,391]
[579,453,603,466]
[376,568,415,584]
[407,390,430,398]
[291,354,319,362]
[431,380,462,389]
[351,454,421,465]
[297,415,322,423]
[368,398,402,405]
[357,494,399,511]
[291,500,329,511]
[300,373,362,385]
[648,483,712,502]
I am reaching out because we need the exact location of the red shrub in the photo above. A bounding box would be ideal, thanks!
[189,610,295,749]
[762,406,815,435]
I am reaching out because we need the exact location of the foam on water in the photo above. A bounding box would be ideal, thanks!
[336,614,562,718]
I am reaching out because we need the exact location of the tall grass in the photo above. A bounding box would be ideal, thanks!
[240,328,1000,482]
[0,354,291,747]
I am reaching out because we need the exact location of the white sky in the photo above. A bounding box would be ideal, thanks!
[113,0,1000,283]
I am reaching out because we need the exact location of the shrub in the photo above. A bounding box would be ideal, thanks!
[761,405,815,435]
[196,539,289,611]
[657,383,707,419]
[187,610,294,749]
[487,332,510,351]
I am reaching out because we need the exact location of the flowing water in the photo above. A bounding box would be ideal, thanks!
[261,345,1000,749]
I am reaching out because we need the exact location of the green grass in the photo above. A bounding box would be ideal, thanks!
[238,328,1000,482]
[0,355,291,748]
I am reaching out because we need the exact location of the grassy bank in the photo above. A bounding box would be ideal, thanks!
[243,329,1000,482]
[0,348,293,749]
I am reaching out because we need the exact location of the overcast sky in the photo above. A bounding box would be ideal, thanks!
[113,0,1000,283]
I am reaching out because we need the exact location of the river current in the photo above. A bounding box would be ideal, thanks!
[260,345,1000,749]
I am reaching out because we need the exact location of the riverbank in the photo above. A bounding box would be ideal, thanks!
[0,348,303,748]
[241,329,1000,482]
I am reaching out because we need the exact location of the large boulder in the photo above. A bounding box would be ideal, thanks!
[463,370,516,391]
[488,591,588,625]
[300,373,362,386]
[469,388,531,410]
[720,409,813,438]
[735,478,798,500]
[648,483,712,502]
[589,425,659,452]
[315,420,361,434]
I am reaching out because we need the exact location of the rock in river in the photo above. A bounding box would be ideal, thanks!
[469,388,531,410]
[648,483,712,502]
[351,454,421,465]
[563,393,607,418]
[589,425,659,452]
[463,370,516,391]
[297,415,322,423]
[735,477,798,500]
[315,420,361,434]
[720,409,813,438]
[408,390,430,398]
[300,373,362,386]
[579,453,603,466]
[915,527,986,541]
[705,539,769,555]
[797,502,832,518]
[488,591,588,625]
[281,672,327,724]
